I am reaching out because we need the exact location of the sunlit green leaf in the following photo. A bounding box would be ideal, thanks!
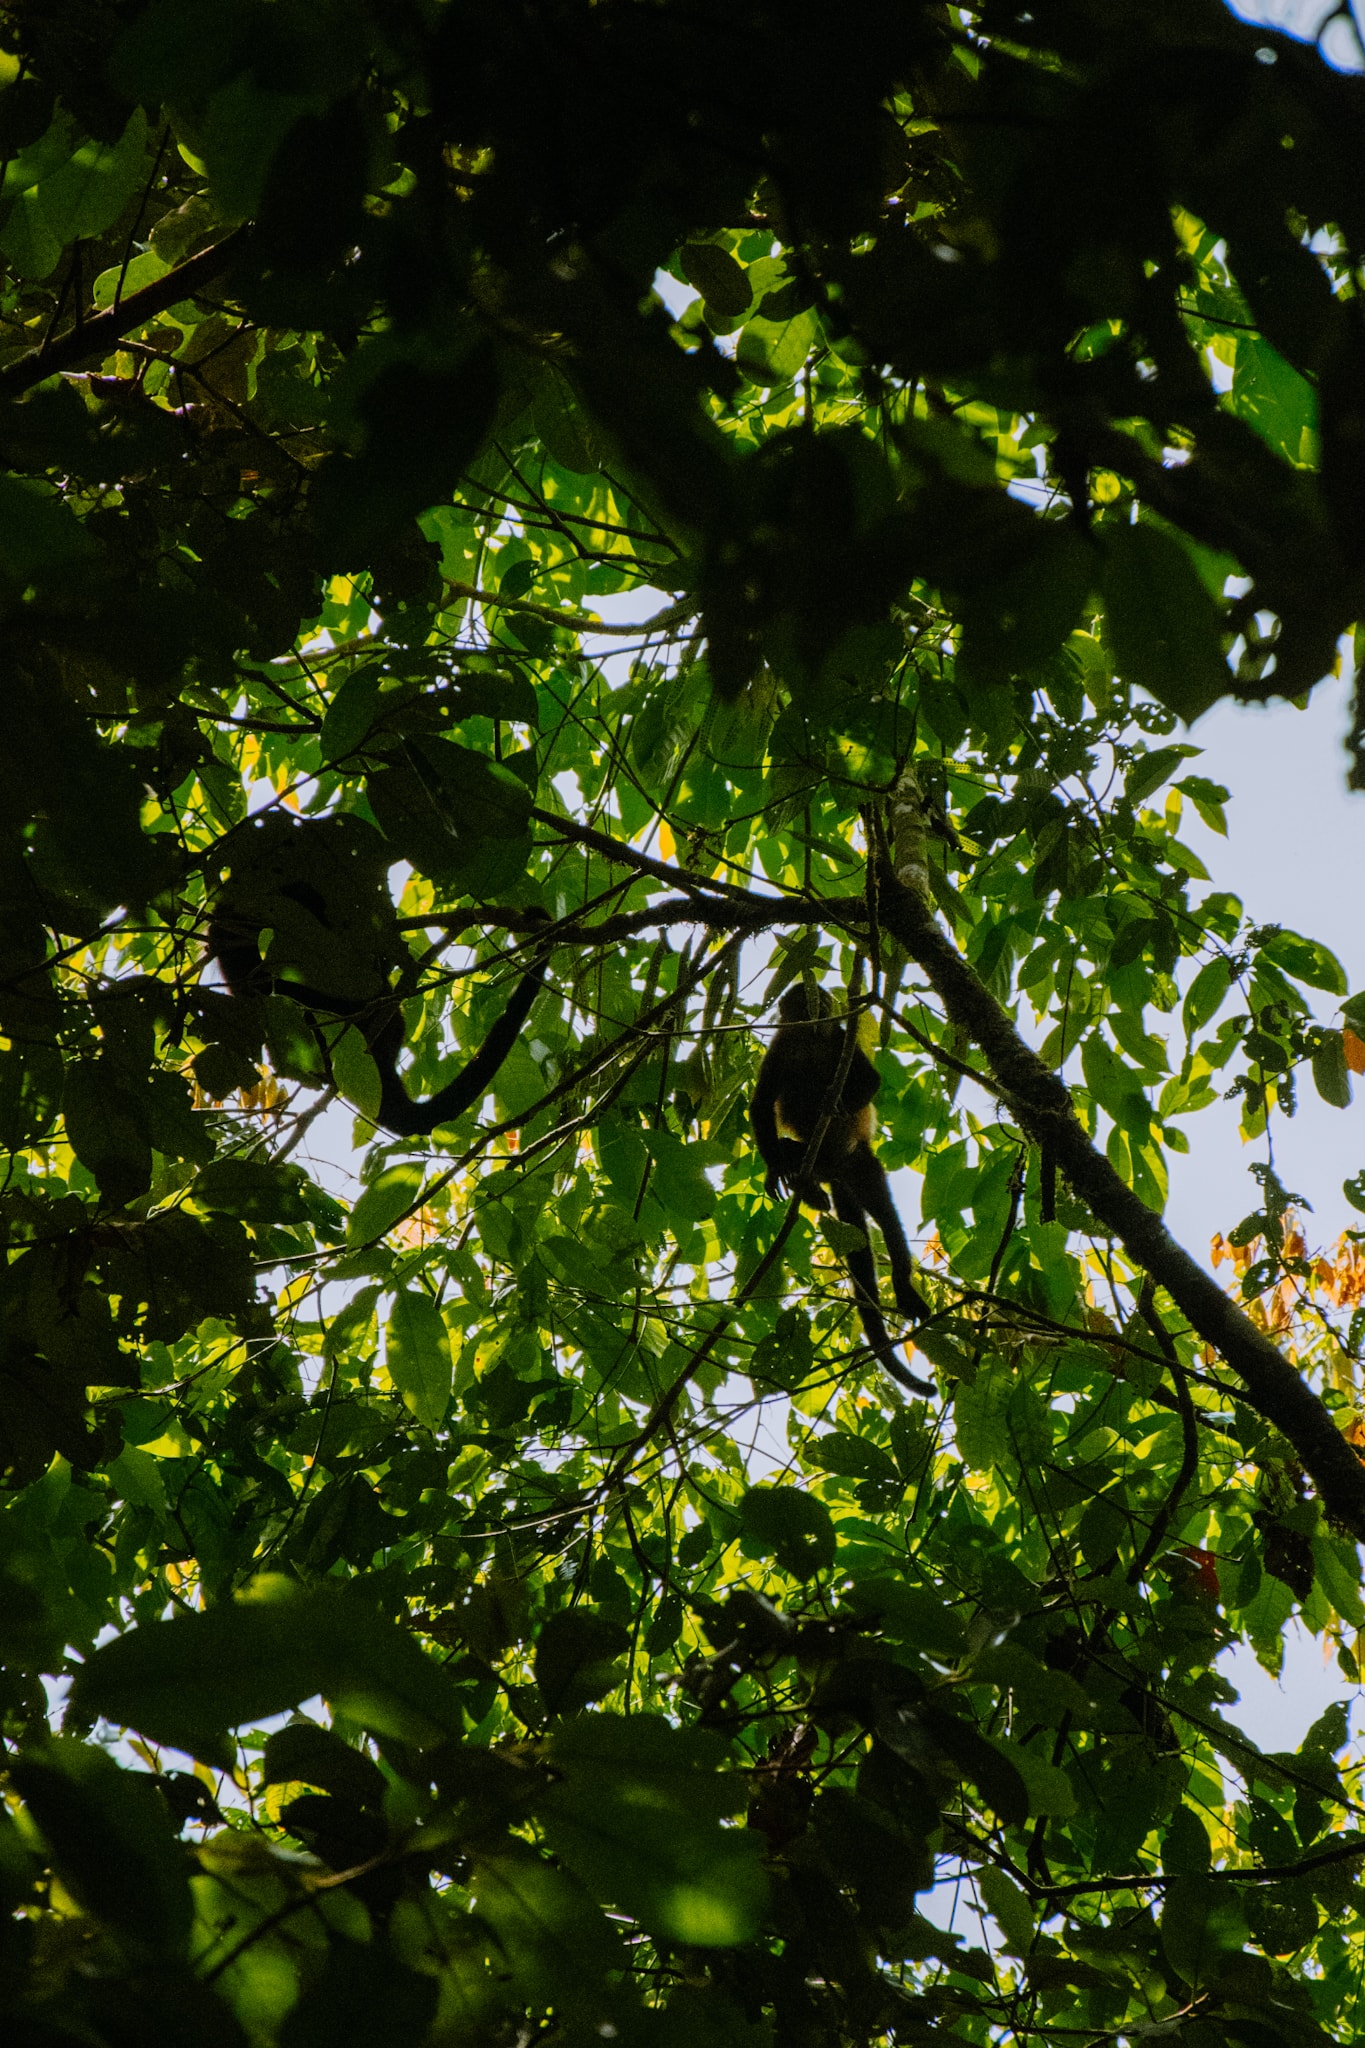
[385,1287,453,1430]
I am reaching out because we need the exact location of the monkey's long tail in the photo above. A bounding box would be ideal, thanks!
[831,1188,934,1397]
[382,910,552,1137]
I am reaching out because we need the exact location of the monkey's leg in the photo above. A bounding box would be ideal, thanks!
[843,1145,931,1322]
[830,1182,932,1396]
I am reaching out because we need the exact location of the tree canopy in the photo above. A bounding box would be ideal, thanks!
[2,2,1365,2042]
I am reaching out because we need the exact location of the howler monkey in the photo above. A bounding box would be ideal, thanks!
[205,813,549,1138]
[751,984,933,1396]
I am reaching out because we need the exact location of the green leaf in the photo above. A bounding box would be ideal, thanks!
[92,246,169,308]
[738,1485,836,1580]
[366,736,533,888]
[202,76,310,218]
[1159,1875,1248,1988]
[954,1358,1012,1472]
[69,1581,463,1764]
[348,1163,425,1244]
[34,107,149,243]
[109,1445,167,1512]
[804,1431,900,1487]
[1162,1803,1211,1875]
[1,113,76,198]
[843,1578,967,1659]
[385,1287,453,1431]
[0,187,62,277]
[0,1040,64,1150]
[1230,332,1319,467]
[978,1865,1034,1955]
[1006,1379,1052,1466]
[1101,522,1229,722]
[737,307,818,383]
[470,1842,624,2007]
[1260,929,1348,996]
[110,0,251,100]
[544,1716,768,1946]
[319,663,386,763]
[62,1058,152,1205]
[332,1024,384,1121]
[991,1731,1075,1817]
[1081,1032,1152,1137]
[750,1307,817,1391]
[958,520,1094,679]
[970,1644,1089,1726]
[319,345,501,553]
[0,474,101,584]
[535,1609,630,1716]
[642,1128,719,1221]
[1125,745,1191,806]
[11,1741,191,1952]
[920,1706,1029,1826]
[276,1937,438,2048]
[1311,1032,1352,1109]
[1183,957,1232,1037]
[1244,1879,1319,1956]
[679,243,753,320]
[1176,773,1229,835]
[192,1157,316,1227]
[261,1723,387,1810]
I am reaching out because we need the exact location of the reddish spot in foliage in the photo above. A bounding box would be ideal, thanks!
[1178,1545,1220,1599]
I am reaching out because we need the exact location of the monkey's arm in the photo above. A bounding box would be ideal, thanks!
[750,1094,829,1207]
[750,1054,787,1197]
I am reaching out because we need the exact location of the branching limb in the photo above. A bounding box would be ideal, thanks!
[446,579,696,639]
[876,835,1365,1537]
[0,229,251,397]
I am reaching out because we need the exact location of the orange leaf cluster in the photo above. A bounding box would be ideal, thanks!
[1211,1213,1365,1361]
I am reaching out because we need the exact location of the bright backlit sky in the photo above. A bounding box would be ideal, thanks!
[1156,669,1365,1748]
[1166,667,1365,1258]
[1230,0,1365,69]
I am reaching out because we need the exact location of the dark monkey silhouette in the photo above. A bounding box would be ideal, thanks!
[205,813,548,1137]
[751,983,932,1395]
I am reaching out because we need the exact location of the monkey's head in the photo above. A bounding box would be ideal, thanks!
[776,984,835,1024]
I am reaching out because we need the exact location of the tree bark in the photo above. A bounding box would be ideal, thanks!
[877,858,1365,1538]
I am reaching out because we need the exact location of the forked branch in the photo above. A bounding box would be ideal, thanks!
[876,785,1365,1536]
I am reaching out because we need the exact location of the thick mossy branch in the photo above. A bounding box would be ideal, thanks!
[878,866,1365,1538]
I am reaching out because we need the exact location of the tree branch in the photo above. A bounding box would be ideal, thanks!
[445,579,695,638]
[529,804,760,902]
[0,229,251,400]
[876,860,1365,1537]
